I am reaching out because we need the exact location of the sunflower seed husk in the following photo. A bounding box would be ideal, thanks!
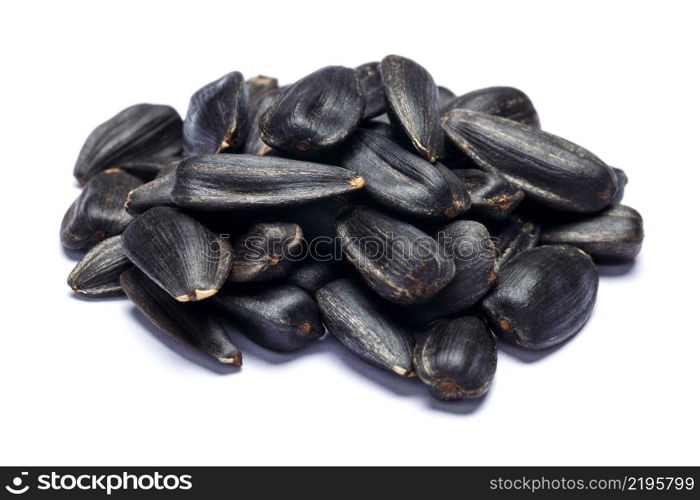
[61,169,143,251]
[402,221,498,324]
[245,75,278,107]
[73,104,183,184]
[259,66,364,154]
[316,278,414,376]
[336,207,455,305]
[213,283,322,352]
[124,170,176,215]
[229,222,304,282]
[118,155,182,181]
[122,206,232,302]
[171,154,365,211]
[414,315,497,400]
[288,260,341,293]
[380,54,443,163]
[242,88,280,156]
[494,216,540,267]
[441,86,540,127]
[282,194,355,258]
[482,245,599,349]
[183,71,249,156]
[611,167,628,204]
[355,62,385,119]
[437,86,456,108]
[120,267,241,366]
[442,110,618,213]
[539,204,644,262]
[339,128,470,220]
[67,235,131,296]
[451,168,524,222]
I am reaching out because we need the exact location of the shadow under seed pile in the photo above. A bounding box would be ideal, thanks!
[61,55,644,403]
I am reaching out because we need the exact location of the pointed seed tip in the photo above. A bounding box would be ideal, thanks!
[176,289,218,302]
[349,175,365,189]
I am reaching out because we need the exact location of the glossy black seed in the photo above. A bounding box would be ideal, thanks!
[336,207,455,305]
[442,110,618,213]
[122,207,232,302]
[539,204,644,262]
[441,86,540,127]
[259,66,364,154]
[171,154,364,211]
[355,62,385,119]
[229,222,303,282]
[414,315,497,400]
[402,221,497,324]
[74,104,183,183]
[288,260,341,293]
[242,88,280,155]
[119,155,181,181]
[120,267,241,366]
[482,245,599,349]
[611,167,628,204]
[124,170,176,215]
[493,216,540,267]
[282,194,355,259]
[213,283,323,352]
[316,279,414,376]
[437,86,456,108]
[61,169,143,251]
[183,71,249,156]
[67,236,131,296]
[245,75,278,107]
[380,54,443,163]
[451,168,524,221]
[339,128,470,220]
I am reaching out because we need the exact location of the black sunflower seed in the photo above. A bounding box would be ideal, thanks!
[539,204,644,262]
[281,194,355,259]
[339,128,470,220]
[437,86,456,108]
[443,110,618,213]
[245,75,278,107]
[171,154,364,211]
[183,71,249,156]
[336,206,455,305]
[611,167,628,204]
[482,245,599,349]
[355,62,385,119]
[213,283,323,352]
[402,220,498,324]
[259,66,364,154]
[124,170,176,215]
[120,267,241,366]
[242,88,281,155]
[67,235,131,296]
[229,222,304,282]
[451,168,525,222]
[122,206,232,302]
[61,169,143,251]
[414,315,497,400]
[73,104,183,184]
[316,278,414,376]
[118,155,181,181]
[441,86,540,127]
[380,54,443,163]
[288,260,341,294]
[493,216,540,267]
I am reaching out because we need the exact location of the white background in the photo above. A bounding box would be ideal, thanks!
[1,0,698,466]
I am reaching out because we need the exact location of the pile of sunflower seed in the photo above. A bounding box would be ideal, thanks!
[62,55,643,401]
